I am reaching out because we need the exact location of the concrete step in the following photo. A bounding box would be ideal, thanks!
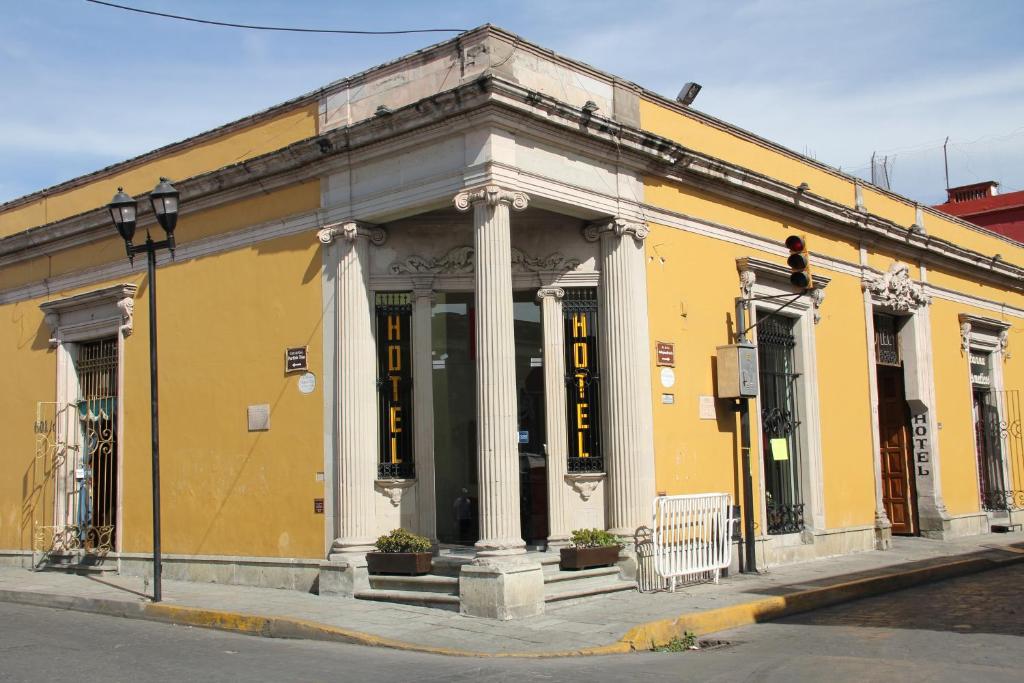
[354,589,460,610]
[543,565,620,584]
[545,579,636,603]
[368,574,459,594]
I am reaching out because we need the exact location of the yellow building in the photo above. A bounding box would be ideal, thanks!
[2,26,1021,617]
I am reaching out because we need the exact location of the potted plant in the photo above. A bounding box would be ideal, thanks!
[559,528,622,570]
[366,528,433,576]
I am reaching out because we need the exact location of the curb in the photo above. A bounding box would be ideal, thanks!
[2,550,1021,658]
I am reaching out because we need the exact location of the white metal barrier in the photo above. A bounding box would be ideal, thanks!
[651,493,734,591]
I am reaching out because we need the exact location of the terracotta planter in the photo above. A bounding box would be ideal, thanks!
[366,552,433,576]
[559,545,621,571]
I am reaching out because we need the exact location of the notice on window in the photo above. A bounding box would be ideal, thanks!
[770,438,789,461]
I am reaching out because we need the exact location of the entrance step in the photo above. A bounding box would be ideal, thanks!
[39,562,117,574]
[545,579,636,603]
[354,589,460,610]
[542,564,635,602]
[368,574,458,594]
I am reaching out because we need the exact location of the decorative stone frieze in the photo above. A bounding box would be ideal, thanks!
[862,262,930,312]
[389,246,579,275]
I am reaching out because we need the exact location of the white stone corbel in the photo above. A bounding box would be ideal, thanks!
[739,269,756,300]
[810,287,826,324]
[959,321,972,354]
[116,297,135,338]
[565,473,604,502]
[999,329,1011,359]
[375,479,415,508]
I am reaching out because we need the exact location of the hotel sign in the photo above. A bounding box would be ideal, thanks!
[563,289,602,471]
[376,294,414,478]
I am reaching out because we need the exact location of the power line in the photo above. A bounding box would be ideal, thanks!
[84,1,468,35]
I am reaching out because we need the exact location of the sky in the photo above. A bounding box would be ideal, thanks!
[1,0,1023,208]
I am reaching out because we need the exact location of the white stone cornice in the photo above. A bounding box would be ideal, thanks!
[536,287,565,301]
[958,313,1012,359]
[583,218,649,244]
[453,184,529,212]
[862,262,930,312]
[40,283,139,343]
[316,221,387,246]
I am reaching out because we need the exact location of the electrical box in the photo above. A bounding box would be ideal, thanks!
[716,342,758,398]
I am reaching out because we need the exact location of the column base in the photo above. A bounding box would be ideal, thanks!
[474,538,527,557]
[318,554,369,598]
[459,558,545,620]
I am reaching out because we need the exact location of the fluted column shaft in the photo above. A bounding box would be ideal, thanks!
[538,287,571,546]
[586,219,656,536]
[455,185,529,556]
[320,222,386,555]
[411,281,437,542]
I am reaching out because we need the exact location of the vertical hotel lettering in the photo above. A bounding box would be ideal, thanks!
[563,289,602,471]
[375,293,413,478]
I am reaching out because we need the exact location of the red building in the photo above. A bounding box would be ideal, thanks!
[934,181,1024,243]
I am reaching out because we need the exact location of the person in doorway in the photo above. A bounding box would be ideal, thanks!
[454,488,473,544]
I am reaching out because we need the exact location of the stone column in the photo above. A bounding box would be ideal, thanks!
[319,221,387,560]
[584,218,656,538]
[411,278,437,543]
[537,286,571,548]
[454,185,544,620]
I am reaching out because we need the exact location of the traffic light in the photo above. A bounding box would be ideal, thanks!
[785,234,813,289]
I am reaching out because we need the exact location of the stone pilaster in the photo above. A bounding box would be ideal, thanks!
[584,218,656,537]
[319,221,387,558]
[537,287,570,547]
[411,278,437,542]
[454,185,529,556]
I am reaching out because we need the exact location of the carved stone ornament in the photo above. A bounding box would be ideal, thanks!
[862,262,930,312]
[565,473,604,502]
[739,269,756,299]
[999,329,1011,359]
[960,321,972,354]
[453,184,529,212]
[389,246,580,275]
[117,297,135,338]
[583,218,649,244]
[809,287,826,325]
[374,479,415,507]
[316,221,387,246]
[536,287,565,302]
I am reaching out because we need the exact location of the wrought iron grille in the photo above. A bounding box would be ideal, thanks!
[756,314,805,535]
[874,313,901,366]
[563,288,603,473]
[977,389,1023,511]
[73,337,119,552]
[375,293,414,480]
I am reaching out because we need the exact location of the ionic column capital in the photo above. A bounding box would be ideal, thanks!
[317,220,387,246]
[583,218,649,244]
[536,287,565,302]
[453,185,530,212]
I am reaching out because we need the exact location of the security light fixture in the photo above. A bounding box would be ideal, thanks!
[582,100,599,115]
[676,82,702,106]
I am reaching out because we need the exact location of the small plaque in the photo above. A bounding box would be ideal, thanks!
[518,430,529,444]
[699,395,717,420]
[660,367,676,388]
[315,471,324,482]
[656,341,675,367]
[285,346,308,373]
[313,498,324,514]
[247,404,270,431]
[298,372,316,394]
[661,393,675,404]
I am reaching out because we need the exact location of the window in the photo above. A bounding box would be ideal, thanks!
[756,313,805,534]
[375,292,414,479]
[971,351,1007,511]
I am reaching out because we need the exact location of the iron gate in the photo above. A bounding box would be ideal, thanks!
[978,389,1023,511]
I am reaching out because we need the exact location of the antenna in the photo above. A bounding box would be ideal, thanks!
[943,136,950,190]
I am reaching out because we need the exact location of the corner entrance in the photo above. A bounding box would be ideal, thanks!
[431,291,548,546]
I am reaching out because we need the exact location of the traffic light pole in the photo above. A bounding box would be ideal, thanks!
[734,297,758,574]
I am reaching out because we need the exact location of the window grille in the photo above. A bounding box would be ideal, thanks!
[375,293,414,479]
[75,337,119,550]
[563,288,602,473]
[874,314,901,366]
[756,314,805,534]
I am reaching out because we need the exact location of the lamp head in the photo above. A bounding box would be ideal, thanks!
[150,177,179,235]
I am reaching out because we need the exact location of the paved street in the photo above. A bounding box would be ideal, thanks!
[2,564,1022,682]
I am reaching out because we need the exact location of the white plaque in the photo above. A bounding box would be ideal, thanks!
[661,393,675,404]
[298,372,316,394]
[247,404,270,431]
[660,367,676,388]
[699,395,717,420]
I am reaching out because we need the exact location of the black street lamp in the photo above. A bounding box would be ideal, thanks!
[107,177,180,603]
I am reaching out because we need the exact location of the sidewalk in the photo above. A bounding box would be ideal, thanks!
[2,532,1022,657]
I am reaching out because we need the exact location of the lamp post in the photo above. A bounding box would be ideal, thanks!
[108,177,179,603]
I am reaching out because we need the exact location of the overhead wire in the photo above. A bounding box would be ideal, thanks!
[84,1,468,35]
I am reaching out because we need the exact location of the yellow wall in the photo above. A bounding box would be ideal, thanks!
[1,187,326,558]
[639,98,1024,268]
[0,104,318,239]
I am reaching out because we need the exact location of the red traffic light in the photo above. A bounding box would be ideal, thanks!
[785,234,813,289]
[784,235,805,252]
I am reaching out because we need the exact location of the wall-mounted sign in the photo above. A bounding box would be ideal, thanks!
[699,395,717,420]
[660,367,676,388]
[298,372,316,394]
[376,293,413,478]
[247,404,270,432]
[286,346,308,373]
[563,290,601,468]
[656,341,675,367]
[313,498,324,514]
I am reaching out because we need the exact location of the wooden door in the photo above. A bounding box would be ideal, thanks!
[877,365,917,535]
